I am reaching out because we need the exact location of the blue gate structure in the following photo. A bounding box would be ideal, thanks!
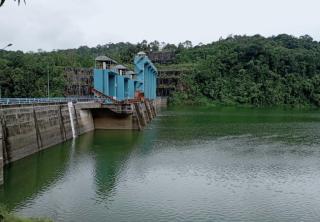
[93,52,157,103]
[134,52,157,100]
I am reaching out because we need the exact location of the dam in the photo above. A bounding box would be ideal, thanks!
[0,52,165,185]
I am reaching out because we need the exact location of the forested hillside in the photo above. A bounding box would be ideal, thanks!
[0,34,320,107]
[172,34,320,107]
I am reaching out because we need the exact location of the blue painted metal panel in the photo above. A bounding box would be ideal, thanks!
[124,78,129,99]
[134,54,158,100]
[108,74,116,97]
[116,75,125,100]
[103,70,109,95]
[94,69,110,96]
[94,69,103,94]
[128,80,135,98]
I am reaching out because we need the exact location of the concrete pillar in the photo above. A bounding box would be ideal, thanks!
[133,104,142,131]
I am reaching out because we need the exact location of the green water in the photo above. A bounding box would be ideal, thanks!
[1,106,320,222]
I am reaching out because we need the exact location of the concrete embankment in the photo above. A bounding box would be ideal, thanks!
[0,98,166,185]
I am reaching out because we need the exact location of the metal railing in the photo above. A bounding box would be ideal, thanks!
[0,97,97,105]
[0,95,149,106]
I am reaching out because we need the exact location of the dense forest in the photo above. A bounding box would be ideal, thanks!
[0,34,320,107]
[172,35,320,107]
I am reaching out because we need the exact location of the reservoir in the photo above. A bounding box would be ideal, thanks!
[1,106,320,222]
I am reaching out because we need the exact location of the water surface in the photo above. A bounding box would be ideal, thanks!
[1,106,320,222]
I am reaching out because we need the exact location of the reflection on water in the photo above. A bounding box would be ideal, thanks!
[1,106,320,222]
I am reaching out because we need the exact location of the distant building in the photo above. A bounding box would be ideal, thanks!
[64,67,93,97]
[157,68,191,97]
[95,56,117,69]
[112,64,128,76]
[147,51,176,64]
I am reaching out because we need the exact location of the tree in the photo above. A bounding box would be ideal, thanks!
[182,40,193,49]
[0,0,25,7]
[170,34,320,106]
[149,41,160,52]
[163,44,177,51]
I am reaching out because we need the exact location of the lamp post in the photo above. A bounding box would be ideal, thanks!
[1,43,13,51]
[47,64,50,100]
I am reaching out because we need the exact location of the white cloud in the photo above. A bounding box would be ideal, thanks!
[0,0,319,51]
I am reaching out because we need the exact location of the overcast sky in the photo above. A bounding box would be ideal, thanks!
[0,0,319,51]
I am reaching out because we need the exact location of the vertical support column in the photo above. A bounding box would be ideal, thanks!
[149,68,151,99]
[133,104,142,131]
[33,106,43,150]
[141,102,150,123]
[102,70,106,95]
[154,72,155,99]
[153,100,158,116]
[148,100,154,119]
[154,72,156,99]
[150,100,157,117]
[145,100,153,120]
[151,100,156,118]
[151,71,153,99]
[58,105,67,141]
[144,67,147,98]
[146,67,148,98]
[138,103,148,125]
[134,103,147,127]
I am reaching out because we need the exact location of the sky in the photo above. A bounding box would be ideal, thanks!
[0,0,319,51]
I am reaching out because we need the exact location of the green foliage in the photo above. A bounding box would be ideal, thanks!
[171,34,320,107]
[0,0,25,7]
[0,205,51,222]
[0,51,65,97]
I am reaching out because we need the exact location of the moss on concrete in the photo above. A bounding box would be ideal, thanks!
[0,206,52,222]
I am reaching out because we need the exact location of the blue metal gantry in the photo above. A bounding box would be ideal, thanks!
[93,52,157,103]
[134,52,157,100]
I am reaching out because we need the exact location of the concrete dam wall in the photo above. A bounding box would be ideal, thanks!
[0,99,164,185]
[0,103,94,164]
